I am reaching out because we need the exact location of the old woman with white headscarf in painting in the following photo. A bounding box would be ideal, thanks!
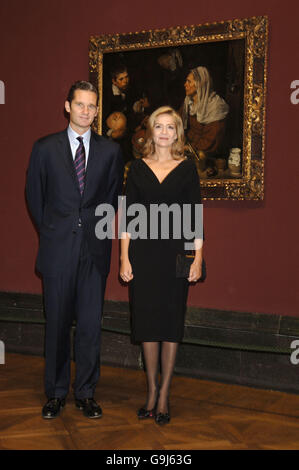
[181,66,229,160]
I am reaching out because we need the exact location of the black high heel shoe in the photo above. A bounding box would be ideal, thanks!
[155,411,170,425]
[137,388,159,419]
[137,406,156,419]
[155,399,170,425]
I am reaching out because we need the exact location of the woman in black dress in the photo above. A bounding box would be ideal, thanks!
[120,106,203,425]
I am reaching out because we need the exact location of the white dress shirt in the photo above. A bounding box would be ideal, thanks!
[67,125,91,168]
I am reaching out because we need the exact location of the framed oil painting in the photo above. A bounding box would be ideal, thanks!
[89,16,268,200]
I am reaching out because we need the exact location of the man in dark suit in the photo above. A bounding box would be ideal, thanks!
[26,81,123,419]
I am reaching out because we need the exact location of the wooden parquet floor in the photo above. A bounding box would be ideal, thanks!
[1,353,299,450]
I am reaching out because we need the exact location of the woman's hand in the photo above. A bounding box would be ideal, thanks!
[120,259,134,282]
[188,259,202,283]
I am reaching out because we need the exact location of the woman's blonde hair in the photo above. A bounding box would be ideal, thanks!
[142,106,185,160]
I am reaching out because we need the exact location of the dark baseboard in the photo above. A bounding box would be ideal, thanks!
[1,291,299,393]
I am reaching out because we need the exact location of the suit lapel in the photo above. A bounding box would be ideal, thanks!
[58,129,81,193]
[58,129,104,199]
[83,132,103,200]
[85,131,97,176]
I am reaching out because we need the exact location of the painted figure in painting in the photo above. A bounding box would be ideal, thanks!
[181,66,229,175]
[103,64,150,162]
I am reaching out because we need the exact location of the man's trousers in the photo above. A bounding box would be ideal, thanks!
[42,228,107,400]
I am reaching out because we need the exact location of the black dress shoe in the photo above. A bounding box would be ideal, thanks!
[155,411,171,425]
[42,398,65,419]
[75,398,102,418]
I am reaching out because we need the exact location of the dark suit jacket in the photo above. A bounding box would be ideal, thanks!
[26,129,124,276]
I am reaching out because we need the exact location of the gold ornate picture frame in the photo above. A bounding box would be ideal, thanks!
[89,16,268,200]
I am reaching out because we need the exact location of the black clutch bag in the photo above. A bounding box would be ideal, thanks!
[176,252,206,282]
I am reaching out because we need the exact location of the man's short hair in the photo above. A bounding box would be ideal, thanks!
[67,81,99,104]
[111,65,128,81]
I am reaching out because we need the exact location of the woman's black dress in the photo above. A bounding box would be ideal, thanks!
[124,158,201,343]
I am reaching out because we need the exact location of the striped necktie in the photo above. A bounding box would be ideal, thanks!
[74,136,86,195]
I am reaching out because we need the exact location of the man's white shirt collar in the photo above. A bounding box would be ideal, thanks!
[67,125,91,163]
[112,83,125,99]
[67,125,91,145]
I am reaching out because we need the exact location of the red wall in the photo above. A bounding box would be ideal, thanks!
[0,0,298,316]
